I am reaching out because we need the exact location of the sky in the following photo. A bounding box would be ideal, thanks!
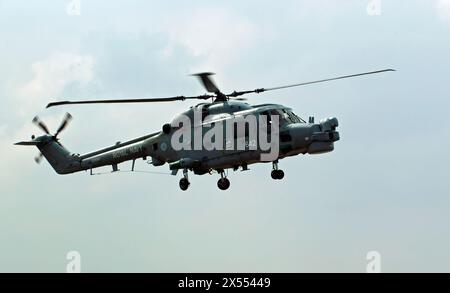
[0,0,449,272]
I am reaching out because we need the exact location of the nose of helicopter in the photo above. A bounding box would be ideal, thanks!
[320,117,339,132]
[283,117,339,155]
[319,117,340,142]
[306,117,339,154]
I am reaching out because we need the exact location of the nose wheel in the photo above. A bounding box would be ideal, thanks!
[179,169,190,191]
[217,170,230,190]
[271,161,285,180]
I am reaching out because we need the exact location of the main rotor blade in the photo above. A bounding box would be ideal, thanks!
[32,116,50,134]
[191,72,221,93]
[228,69,395,97]
[46,95,214,108]
[55,112,72,137]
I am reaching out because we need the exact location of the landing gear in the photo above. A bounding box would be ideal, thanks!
[271,169,284,180]
[271,161,285,180]
[179,178,189,190]
[217,178,230,190]
[217,170,230,190]
[179,169,190,191]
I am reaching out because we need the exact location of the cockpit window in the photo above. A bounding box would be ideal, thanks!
[279,109,306,124]
[287,110,305,123]
[268,109,288,126]
[261,109,306,126]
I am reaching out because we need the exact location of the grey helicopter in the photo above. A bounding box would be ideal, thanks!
[15,69,394,190]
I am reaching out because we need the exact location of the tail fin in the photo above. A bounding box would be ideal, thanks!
[16,136,79,174]
[16,113,78,174]
[37,140,79,174]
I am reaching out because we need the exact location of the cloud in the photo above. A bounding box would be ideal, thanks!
[18,52,94,115]
[436,0,450,22]
[165,6,257,72]
[2,1,450,272]
[0,52,95,186]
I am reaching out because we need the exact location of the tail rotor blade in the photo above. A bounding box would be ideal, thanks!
[32,116,50,135]
[34,153,43,164]
[55,113,72,137]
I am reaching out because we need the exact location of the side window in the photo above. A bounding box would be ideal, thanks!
[270,109,285,126]
[282,109,291,122]
[287,112,296,123]
[287,111,302,123]
[261,111,271,131]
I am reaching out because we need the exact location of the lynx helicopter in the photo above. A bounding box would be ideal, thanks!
[15,69,394,190]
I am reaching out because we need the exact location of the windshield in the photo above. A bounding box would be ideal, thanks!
[283,109,306,123]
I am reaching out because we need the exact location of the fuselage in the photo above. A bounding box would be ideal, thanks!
[140,100,339,174]
[32,100,339,176]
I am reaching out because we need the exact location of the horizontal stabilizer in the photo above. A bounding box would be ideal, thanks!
[15,141,39,146]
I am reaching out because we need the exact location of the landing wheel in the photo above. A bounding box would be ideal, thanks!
[271,169,285,180]
[179,178,190,191]
[217,178,230,190]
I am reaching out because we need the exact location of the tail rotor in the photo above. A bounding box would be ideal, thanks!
[32,116,50,135]
[19,113,73,164]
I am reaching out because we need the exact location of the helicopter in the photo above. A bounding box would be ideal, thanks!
[15,69,394,190]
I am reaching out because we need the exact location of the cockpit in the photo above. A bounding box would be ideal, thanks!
[282,109,305,124]
[260,108,306,126]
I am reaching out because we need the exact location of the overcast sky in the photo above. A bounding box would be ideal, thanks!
[1,0,449,272]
